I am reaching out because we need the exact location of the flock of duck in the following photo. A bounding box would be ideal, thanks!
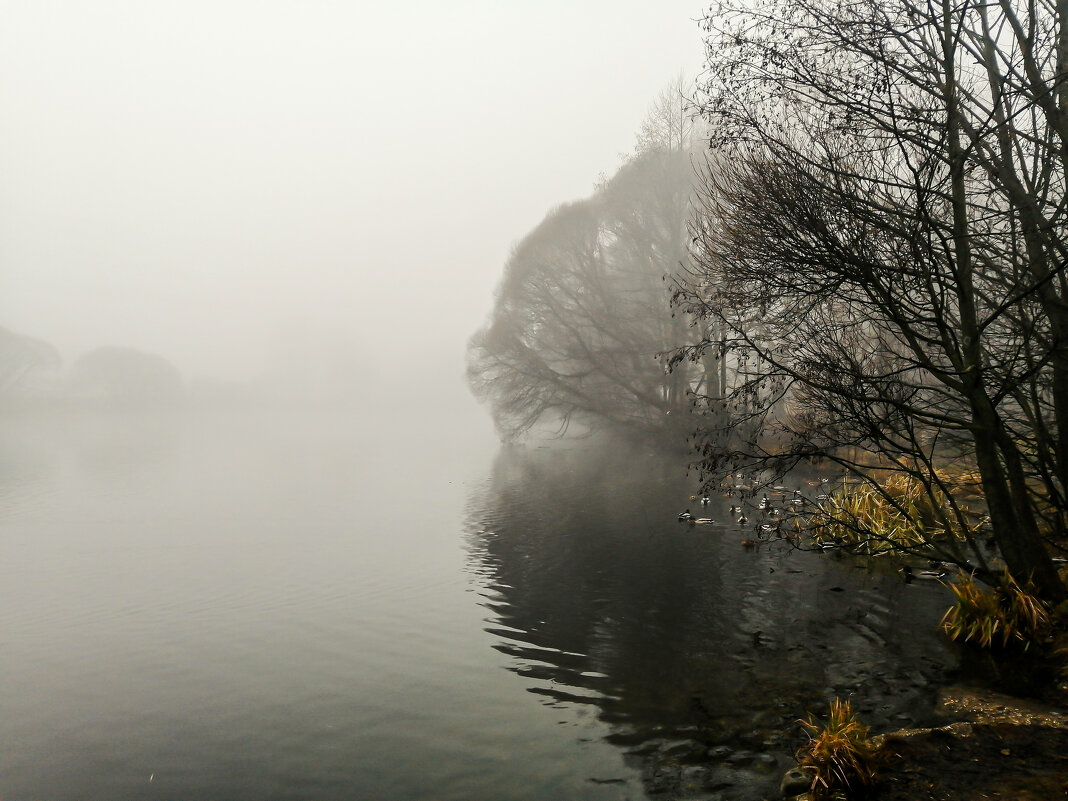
[675,473,959,579]
[673,476,826,550]
[675,478,823,529]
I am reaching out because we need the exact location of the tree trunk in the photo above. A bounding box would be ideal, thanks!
[971,395,1066,601]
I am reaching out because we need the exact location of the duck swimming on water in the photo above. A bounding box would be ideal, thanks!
[902,565,947,582]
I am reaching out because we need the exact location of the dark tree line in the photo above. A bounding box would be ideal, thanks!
[670,0,1068,599]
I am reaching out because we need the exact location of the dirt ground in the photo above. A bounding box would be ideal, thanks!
[872,686,1068,800]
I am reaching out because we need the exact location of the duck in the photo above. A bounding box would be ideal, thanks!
[737,514,749,524]
[700,496,711,506]
[902,565,947,582]
[740,538,757,549]
[691,517,714,525]
[678,509,694,521]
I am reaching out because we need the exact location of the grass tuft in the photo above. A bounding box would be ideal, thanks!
[796,698,881,800]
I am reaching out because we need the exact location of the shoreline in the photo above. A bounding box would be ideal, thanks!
[810,685,1068,800]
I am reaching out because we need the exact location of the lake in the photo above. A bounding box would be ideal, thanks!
[0,405,957,800]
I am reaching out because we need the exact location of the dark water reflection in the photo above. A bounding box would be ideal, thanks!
[465,438,959,799]
[1,409,959,801]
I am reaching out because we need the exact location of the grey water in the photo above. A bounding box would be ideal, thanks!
[0,406,956,800]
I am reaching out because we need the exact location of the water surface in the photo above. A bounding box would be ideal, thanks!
[0,409,956,800]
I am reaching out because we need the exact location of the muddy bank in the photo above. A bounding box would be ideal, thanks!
[871,686,1068,800]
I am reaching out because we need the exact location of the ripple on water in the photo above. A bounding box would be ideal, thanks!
[1,418,957,801]
[462,439,959,801]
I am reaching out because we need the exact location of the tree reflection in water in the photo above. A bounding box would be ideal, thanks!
[464,437,958,798]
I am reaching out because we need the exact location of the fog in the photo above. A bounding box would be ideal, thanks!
[0,1,705,407]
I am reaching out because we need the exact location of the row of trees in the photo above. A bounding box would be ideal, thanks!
[0,327,184,408]
[0,322,378,411]
[670,0,1068,600]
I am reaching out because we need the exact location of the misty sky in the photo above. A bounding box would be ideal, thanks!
[0,1,706,385]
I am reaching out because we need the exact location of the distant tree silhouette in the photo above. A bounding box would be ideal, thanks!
[69,346,183,408]
[0,326,61,401]
[468,86,707,443]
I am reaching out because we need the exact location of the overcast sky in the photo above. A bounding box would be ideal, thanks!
[0,1,706,386]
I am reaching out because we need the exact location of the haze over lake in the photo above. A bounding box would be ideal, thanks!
[0,1,706,387]
[0,4,970,800]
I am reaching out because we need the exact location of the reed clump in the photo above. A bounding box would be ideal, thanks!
[807,470,985,554]
[796,698,881,800]
[940,570,1052,651]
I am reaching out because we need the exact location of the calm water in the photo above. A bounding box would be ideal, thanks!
[0,407,957,800]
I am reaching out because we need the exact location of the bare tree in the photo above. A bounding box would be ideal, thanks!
[469,93,706,442]
[675,0,1068,599]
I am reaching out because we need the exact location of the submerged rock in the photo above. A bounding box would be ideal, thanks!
[751,752,779,774]
[660,738,708,761]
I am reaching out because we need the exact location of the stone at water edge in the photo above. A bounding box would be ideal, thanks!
[780,767,810,797]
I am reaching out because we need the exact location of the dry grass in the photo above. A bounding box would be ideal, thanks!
[807,470,985,554]
[940,570,1052,651]
[796,698,881,800]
